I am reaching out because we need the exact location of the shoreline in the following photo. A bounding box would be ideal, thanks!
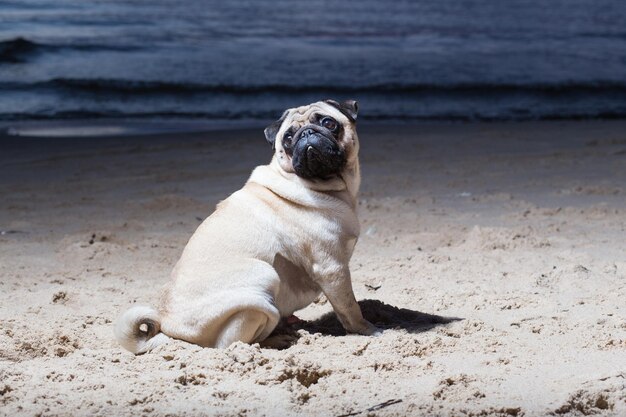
[4,116,626,139]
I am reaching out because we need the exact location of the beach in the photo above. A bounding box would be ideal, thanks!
[0,120,625,416]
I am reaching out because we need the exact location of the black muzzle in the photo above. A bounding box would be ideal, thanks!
[292,127,346,180]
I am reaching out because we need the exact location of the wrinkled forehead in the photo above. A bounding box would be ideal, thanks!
[286,101,347,125]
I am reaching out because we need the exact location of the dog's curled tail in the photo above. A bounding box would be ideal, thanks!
[114,305,170,354]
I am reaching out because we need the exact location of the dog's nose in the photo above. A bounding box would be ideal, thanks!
[302,128,314,137]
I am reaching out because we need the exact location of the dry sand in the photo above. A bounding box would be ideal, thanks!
[0,121,625,416]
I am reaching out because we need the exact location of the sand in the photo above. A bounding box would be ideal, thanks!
[0,120,625,416]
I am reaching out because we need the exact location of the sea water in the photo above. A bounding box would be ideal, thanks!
[1,0,625,123]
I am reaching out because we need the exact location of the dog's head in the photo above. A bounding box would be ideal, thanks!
[264,100,359,181]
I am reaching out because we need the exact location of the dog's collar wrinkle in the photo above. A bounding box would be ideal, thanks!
[336,173,357,208]
[249,165,352,212]
[249,181,309,210]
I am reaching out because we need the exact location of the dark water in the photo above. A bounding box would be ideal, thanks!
[1,0,626,123]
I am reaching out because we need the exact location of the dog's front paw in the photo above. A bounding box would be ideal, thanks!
[350,320,382,336]
[369,326,384,337]
[365,323,383,337]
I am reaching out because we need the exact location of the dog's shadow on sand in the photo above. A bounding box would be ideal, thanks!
[294,299,461,337]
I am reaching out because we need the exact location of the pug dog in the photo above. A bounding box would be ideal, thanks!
[115,99,379,354]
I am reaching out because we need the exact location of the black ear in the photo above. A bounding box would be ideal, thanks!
[264,110,288,148]
[325,99,359,122]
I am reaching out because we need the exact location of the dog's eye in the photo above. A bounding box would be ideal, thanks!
[283,133,293,146]
[321,117,338,131]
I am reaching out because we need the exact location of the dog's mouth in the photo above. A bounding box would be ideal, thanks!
[291,125,346,180]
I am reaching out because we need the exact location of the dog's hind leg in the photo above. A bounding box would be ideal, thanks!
[214,308,279,348]
[161,260,282,348]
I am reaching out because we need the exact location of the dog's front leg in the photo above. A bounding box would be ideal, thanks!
[315,267,380,336]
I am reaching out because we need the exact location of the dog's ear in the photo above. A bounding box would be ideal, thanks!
[325,99,359,122]
[264,110,288,148]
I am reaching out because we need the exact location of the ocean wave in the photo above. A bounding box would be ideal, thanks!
[2,77,626,122]
[0,37,38,63]
[2,109,626,123]
[0,110,278,121]
[3,78,626,95]
[0,37,142,64]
